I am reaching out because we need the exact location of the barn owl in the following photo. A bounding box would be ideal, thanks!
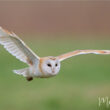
[0,27,110,81]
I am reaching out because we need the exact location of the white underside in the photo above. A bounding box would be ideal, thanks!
[13,65,55,78]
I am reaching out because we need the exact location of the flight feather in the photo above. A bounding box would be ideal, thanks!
[0,27,40,65]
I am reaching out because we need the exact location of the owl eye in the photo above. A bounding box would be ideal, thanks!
[55,63,58,66]
[47,63,51,67]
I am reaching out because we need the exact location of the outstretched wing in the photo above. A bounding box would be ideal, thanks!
[0,27,40,65]
[57,50,110,61]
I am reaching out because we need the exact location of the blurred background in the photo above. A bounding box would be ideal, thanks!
[0,1,110,110]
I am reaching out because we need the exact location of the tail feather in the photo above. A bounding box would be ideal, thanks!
[13,67,29,77]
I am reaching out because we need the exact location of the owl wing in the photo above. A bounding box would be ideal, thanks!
[0,27,40,65]
[57,50,110,61]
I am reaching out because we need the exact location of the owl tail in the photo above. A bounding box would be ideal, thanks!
[13,67,29,77]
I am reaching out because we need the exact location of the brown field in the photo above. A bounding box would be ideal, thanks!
[0,1,110,35]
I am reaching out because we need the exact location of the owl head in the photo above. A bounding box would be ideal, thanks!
[40,57,60,76]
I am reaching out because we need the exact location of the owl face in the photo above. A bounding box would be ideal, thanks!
[40,57,60,76]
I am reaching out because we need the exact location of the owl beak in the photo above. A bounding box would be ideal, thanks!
[52,70,55,73]
[52,68,55,73]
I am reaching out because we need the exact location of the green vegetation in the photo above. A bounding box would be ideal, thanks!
[0,36,110,110]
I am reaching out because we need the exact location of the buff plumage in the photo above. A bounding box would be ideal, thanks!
[0,27,110,81]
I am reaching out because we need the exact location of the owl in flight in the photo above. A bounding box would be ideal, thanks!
[0,27,110,81]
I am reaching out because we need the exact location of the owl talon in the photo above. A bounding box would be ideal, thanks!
[26,77,33,81]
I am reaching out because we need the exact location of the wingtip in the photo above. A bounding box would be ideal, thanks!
[0,26,7,36]
[0,26,12,35]
[0,26,3,30]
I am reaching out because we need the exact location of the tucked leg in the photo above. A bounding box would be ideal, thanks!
[26,77,33,81]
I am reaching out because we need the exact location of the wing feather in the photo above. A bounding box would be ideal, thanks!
[0,27,40,64]
[58,50,110,61]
